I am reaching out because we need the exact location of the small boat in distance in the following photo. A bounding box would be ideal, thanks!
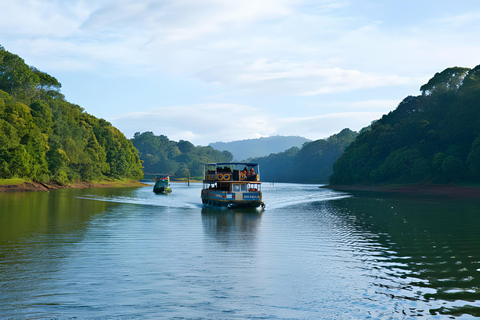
[153,175,172,194]
[201,163,265,209]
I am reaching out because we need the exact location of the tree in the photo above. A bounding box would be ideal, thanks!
[331,64,480,185]
[0,45,144,183]
[252,129,358,183]
[466,136,480,179]
[131,132,233,179]
[420,67,470,96]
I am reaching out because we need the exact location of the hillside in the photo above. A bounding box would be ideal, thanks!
[0,45,143,185]
[209,136,311,161]
[251,129,358,183]
[330,66,480,185]
[131,132,232,179]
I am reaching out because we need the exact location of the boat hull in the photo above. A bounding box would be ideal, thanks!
[153,178,172,194]
[153,187,172,194]
[202,199,264,209]
[201,190,264,209]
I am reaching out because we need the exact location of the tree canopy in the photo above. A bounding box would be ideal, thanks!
[330,65,480,185]
[250,128,358,183]
[131,132,233,179]
[0,45,143,183]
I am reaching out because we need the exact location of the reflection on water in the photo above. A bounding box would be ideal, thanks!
[0,189,108,242]
[1,183,480,318]
[201,208,263,245]
[324,193,480,317]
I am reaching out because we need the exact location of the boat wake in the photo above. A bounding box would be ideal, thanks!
[264,190,351,210]
[75,184,351,211]
[76,195,202,209]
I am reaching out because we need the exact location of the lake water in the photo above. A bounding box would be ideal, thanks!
[1,183,480,319]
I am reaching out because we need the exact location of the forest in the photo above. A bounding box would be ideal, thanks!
[132,129,357,183]
[330,66,480,185]
[4,42,479,187]
[249,129,358,183]
[131,131,233,179]
[0,45,143,184]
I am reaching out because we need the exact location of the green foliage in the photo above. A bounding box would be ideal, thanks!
[466,136,480,179]
[0,45,144,183]
[331,65,480,185]
[251,128,358,183]
[131,131,233,179]
[420,67,470,96]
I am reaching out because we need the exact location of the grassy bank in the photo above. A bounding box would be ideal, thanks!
[0,179,149,193]
[0,178,26,185]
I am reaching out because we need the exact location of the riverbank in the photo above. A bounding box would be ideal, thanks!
[0,179,149,193]
[325,183,480,198]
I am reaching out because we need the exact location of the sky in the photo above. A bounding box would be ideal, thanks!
[2,0,480,146]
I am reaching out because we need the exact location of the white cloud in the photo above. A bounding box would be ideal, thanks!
[275,111,384,140]
[197,61,414,96]
[111,103,276,145]
[79,0,297,41]
[2,0,452,91]
[342,99,399,110]
[429,11,480,29]
[0,0,89,37]
[111,101,389,145]
[3,0,480,146]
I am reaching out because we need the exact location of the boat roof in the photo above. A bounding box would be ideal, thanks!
[205,162,258,166]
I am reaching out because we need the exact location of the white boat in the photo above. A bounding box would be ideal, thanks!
[201,163,265,209]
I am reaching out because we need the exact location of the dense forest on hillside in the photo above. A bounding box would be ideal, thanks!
[250,129,358,183]
[330,66,480,185]
[0,45,143,184]
[209,136,311,161]
[131,132,232,179]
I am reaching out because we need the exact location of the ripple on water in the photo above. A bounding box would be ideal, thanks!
[1,184,480,318]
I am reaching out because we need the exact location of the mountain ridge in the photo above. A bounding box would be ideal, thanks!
[209,135,311,161]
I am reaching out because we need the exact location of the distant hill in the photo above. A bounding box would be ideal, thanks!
[251,129,358,183]
[209,136,311,161]
[131,132,232,179]
[330,66,480,185]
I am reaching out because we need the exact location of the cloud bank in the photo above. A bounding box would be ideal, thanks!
[2,0,480,144]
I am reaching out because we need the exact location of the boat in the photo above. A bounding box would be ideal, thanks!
[153,175,172,194]
[201,163,265,209]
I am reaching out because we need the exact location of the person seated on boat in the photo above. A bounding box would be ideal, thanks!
[247,168,255,176]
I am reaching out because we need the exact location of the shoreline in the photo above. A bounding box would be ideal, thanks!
[325,184,480,199]
[0,180,149,193]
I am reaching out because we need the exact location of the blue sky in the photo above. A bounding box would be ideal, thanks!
[2,0,480,145]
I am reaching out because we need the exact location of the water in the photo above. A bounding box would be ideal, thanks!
[1,183,479,319]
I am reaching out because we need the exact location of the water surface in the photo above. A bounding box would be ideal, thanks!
[1,183,479,318]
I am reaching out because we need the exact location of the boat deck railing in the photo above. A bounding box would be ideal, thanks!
[205,170,259,182]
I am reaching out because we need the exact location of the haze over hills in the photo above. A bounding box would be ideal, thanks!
[251,129,358,183]
[209,136,311,161]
